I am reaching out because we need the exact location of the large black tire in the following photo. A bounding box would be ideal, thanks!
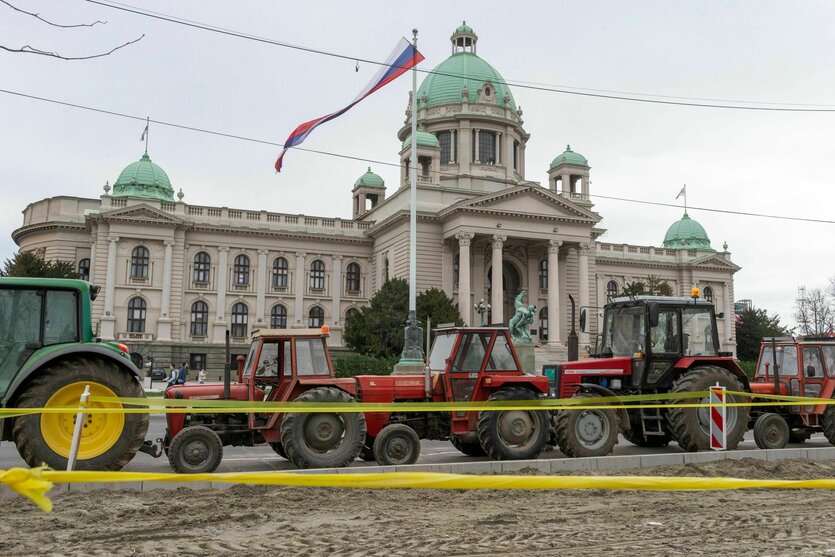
[168,426,223,474]
[822,405,835,446]
[753,413,789,449]
[554,393,619,457]
[476,387,547,461]
[280,387,366,469]
[12,357,149,471]
[451,436,487,457]
[269,442,288,459]
[623,411,672,447]
[666,366,749,452]
[373,424,421,466]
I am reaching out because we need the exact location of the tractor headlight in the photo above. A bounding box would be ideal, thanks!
[611,378,622,390]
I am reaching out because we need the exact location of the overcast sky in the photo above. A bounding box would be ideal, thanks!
[2,0,833,326]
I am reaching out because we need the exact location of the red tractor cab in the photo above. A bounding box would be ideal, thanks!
[546,291,750,457]
[162,328,366,473]
[356,326,551,466]
[749,336,835,448]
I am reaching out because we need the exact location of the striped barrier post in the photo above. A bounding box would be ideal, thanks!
[709,383,727,451]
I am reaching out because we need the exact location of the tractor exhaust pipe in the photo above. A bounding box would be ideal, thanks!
[567,294,579,361]
[224,329,231,400]
[424,316,432,400]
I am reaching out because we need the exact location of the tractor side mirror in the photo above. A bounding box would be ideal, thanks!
[647,302,659,328]
[579,308,587,333]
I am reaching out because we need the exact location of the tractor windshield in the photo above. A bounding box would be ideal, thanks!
[428,333,457,371]
[602,306,646,357]
[757,345,798,377]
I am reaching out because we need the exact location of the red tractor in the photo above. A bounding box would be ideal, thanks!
[161,327,366,473]
[356,326,551,465]
[749,336,835,448]
[546,290,751,457]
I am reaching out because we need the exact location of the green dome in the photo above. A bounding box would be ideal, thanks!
[662,213,713,250]
[550,145,588,168]
[455,21,474,34]
[113,153,174,202]
[353,167,384,189]
[416,52,516,110]
[402,127,440,150]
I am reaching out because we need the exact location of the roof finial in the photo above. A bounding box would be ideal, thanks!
[566,144,571,151]
[367,166,372,172]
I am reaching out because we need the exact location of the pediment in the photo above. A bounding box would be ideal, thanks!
[690,254,740,271]
[439,185,600,223]
[97,203,184,225]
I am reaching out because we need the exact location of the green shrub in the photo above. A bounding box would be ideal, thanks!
[334,354,399,378]
[737,360,757,379]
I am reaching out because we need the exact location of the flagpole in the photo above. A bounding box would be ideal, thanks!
[684,184,687,214]
[144,117,150,155]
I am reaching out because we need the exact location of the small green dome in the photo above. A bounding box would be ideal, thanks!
[354,167,384,189]
[662,213,713,250]
[402,127,440,150]
[550,145,588,168]
[113,153,174,202]
[455,21,474,34]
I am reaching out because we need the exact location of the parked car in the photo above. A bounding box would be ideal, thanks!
[148,367,167,381]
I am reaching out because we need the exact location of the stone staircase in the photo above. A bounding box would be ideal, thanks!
[533,343,569,372]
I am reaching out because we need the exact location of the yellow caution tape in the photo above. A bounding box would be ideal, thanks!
[6,468,835,512]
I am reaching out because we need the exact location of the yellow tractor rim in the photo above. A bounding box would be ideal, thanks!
[40,381,125,460]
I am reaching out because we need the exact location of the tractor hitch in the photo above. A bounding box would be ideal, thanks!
[138,437,164,458]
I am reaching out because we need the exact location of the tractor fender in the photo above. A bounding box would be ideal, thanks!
[4,344,142,408]
[577,383,631,432]
[674,358,751,391]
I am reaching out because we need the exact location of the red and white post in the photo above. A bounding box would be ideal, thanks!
[709,383,727,451]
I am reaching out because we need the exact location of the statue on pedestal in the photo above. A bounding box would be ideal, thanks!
[508,290,536,344]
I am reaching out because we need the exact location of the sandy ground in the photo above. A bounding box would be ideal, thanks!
[3,458,835,557]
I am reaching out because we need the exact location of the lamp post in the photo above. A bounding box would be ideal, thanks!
[474,299,491,326]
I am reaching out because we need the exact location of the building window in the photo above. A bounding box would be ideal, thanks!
[607,280,619,302]
[384,258,390,282]
[270,304,287,329]
[308,306,324,328]
[539,307,548,341]
[193,252,210,283]
[272,257,289,288]
[233,254,250,286]
[478,131,496,164]
[539,259,548,289]
[346,262,361,292]
[453,254,459,286]
[513,140,519,171]
[438,131,452,164]
[127,297,146,333]
[231,302,248,338]
[346,307,360,322]
[309,259,325,290]
[130,246,149,279]
[189,353,207,373]
[78,258,90,282]
[703,286,714,303]
[190,300,209,336]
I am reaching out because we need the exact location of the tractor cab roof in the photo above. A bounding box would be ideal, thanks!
[762,335,835,346]
[609,295,714,308]
[432,325,511,333]
[251,327,330,339]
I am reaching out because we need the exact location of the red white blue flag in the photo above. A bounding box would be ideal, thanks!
[275,37,424,172]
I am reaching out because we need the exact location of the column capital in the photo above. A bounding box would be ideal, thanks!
[296,252,307,258]
[257,249,269,256]
[217,246,229,253]
[492,234,506,248]
[440,243,451,254]
[455,232,473,246]
[164,239,176,247]
[333,255,344,261]
[107,235,120,243]
[577,242,591,254]
[548,239,563,253]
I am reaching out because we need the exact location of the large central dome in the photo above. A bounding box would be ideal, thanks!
[416,23,516,110]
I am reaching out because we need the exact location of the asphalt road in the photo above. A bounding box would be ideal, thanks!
[2,414,832,473]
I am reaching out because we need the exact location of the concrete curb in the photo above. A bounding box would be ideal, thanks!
[9,446,835,494]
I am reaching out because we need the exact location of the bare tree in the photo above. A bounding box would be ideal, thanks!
[0,0,143,60]
[794,287,834,335]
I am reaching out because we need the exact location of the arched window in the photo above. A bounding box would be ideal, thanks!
[606,280,619,302]
[233,254,250,286]
[231,302,248,337]
[272,257,289,288]
[78,258,90,282]
[193,252,211,283]
[308,306,324,328]
[345,307,360,322]
[703,286,714,303]
[453,254,459,286]
[539,307,548,341]
[539,259,548,289]
[270,304,287,329]
[310,259,325,290]
[127,297,146,333]
[345,262,361,292]
[190,300,209,336]
[130,246,149,279]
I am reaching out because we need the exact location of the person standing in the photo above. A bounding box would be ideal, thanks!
[166,363,178,388]
[176,361,188,385]
[198,369,206,384]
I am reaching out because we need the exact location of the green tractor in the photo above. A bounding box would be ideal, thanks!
[0,278,148,471]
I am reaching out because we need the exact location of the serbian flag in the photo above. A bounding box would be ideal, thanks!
[275,37,424,172]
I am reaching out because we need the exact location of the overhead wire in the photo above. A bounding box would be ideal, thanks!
[1,87,832,225]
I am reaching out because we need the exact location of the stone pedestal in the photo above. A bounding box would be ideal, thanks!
[514,342,536,374]
[392,359,425,375]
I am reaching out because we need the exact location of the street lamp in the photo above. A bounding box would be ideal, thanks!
[473,299,491,326]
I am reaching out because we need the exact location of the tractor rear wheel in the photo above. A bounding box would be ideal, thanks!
[12,357,149,471]
[168,426,223,474]
[666,366,749,452]
[753,413,789,449]
[269,442,288,459]
[373,424,420,466]
[821,405,835,446]
[623,411,672,447]
[451,436,487,457]
[280,387,366,469]
[477,387,547,461]
[554,393,619,457]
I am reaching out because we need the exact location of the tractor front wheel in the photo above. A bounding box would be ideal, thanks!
[666,366,749,452]
[753,413,789,449]
[280,387,366,469]
[12,358,149,471]
[554,393,619,457]
[451,436,487,457]
[477,387,547,461]
[168,426,223,474]
[373,424,420,466]
[821,405,835,446]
